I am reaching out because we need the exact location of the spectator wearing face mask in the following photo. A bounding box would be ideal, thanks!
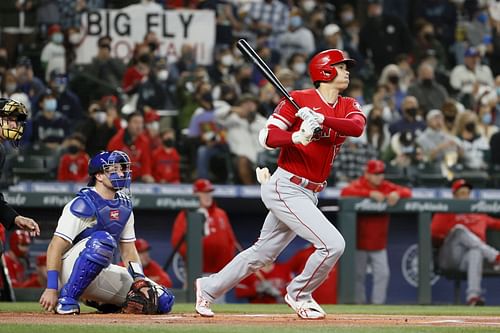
[287,52,311,90]
[47,70,84,129]
[388,95,426,136]
[277,11,315,65]
[31,89,70,150]
[407,62,449,114]
[454,110,490,172]
[57,133,90,182]
[40,24,66,82]
[152,128,180,183]
[144,108,162,151]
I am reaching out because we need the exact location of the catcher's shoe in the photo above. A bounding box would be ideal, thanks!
[284,294,326,320]
[56,297,80,315]
[195,278,214,317]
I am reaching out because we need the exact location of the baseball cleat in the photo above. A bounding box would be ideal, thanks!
[284,294,326,320]
[195,278,214,317]
[56,297,80,315]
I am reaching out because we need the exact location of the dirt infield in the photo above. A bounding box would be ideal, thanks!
[1,312,500,327]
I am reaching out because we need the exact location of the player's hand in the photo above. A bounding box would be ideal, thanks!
[369,190,385,202]
[40,288,59,312]
[14,215,40,237]
[296,107,324,124]
[386,191,400,206]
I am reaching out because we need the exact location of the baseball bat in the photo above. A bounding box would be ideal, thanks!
[236,39,321,134]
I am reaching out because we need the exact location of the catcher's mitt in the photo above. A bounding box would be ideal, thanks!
[122,279,159,314]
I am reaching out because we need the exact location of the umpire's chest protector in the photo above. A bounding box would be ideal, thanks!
[71,188,133,244]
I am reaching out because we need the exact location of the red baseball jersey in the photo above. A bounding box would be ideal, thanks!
[268,89,364,183]
[340,176,412,250]
[171,204,238,273]
[431,213,500,246]
[4,251,27,287]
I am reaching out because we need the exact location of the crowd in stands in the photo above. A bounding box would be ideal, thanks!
[0,0,499,188]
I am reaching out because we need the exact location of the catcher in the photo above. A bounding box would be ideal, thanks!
[39,150,174,315]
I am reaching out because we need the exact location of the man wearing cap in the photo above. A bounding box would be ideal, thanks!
[449,46,494,108]
[40,24,66,82]
[431,179,500,305]
[171,179,238,274]
[4,230,32,287]
[340,159,412,304]
[20,253,47,288]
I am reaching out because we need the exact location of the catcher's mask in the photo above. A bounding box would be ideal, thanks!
[88,150,132,190]
[0,98,28,147]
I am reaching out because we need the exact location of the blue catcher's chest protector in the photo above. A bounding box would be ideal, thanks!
[70,188,133,245]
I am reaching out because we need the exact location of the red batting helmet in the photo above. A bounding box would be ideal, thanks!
[135,238,151,252]
[308,49,355,83]
[9,230,31,257]
[193,178,214,193]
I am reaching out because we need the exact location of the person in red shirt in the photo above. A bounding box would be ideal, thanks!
[152,128,181,183]
[57,133,90,182]
[20,253,47,288]
[144,108,162,151]
[235,262,292,304]
[107,112,154,183]
[171,179,238,274]
[4,230,31,287]
[340,160,411,304]
[119,239,173,288]
[287,244,338,304]
[195,49,366,319]
[431,179,500,306]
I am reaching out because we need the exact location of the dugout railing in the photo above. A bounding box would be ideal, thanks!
[336,197,500,305]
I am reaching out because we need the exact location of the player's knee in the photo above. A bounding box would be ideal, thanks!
[325,235,345,258]
[84,231,117,266]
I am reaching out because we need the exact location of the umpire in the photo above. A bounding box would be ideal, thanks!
[0,98,40,244]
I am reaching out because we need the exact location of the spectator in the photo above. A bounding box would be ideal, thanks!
[20,253,47,288]
[137,58,176,111]
[411,18,448,70]
[76,99,120,157]
[431,179,500,305]
[31,89,71,150]
[383,130,424,182]
[235,262,292,304]
[388,95,426,136]
[333,137,378,185]
[487,3,500,76]
[15,57,46,108]
[340,160,412,304]
[441,98,461,135]
[207,46,237,86]
[363,106,390,155]
[277,10,316,65]
[107,112,154,183]
[143,108,161,151]
[171,179,238,275]
[151,128,181,184]
[416,109,462,177]
[358,0,413,74]
[40,24,66,82]
[377,64,407,112]
[475,87,499,140]
[1,70,20,98]
[214,94,267,184]
[58,0,84,30]
[47,70,84,128]
[57,133,89,182]
[287,244,338,304]
[86,36,125,101]
[454,110,489,172]
[449,47,494,109]
[4,230,31,287]
[122,51,151,99]
[415,0,457,49]
[121,238,173,288]
[407,62,449,115]
[287,52,312,90]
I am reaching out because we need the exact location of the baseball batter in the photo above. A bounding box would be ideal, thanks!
[39,150,174,314]
[195,49,366,319]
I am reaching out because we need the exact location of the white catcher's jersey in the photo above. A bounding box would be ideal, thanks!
[53,188,136,246]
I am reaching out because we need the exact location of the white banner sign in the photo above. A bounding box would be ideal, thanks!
[75,6,216,65]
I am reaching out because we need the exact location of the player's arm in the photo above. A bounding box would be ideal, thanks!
[39,235,71,312]
[322,113,365,137]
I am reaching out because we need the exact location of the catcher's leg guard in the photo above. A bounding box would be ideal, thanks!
[156,285,175,314]
[57,231,116,314]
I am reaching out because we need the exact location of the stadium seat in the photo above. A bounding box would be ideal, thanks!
[11,155,49,182]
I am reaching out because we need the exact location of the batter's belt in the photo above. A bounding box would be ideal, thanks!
[289,175,326,193]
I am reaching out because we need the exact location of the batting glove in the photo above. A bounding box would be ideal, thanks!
[255,167,270,184]
[296,107,325,124]
[292,120,314,145]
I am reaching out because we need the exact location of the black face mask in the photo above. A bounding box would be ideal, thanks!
[138,53,150,64]
[422,79,433,87]
[444,114,456,122]
[148,42,157,52]
[424,33,434,42]
[163,139,174,147]
[201,92,213,103]
[370,117,384,127]
[465,122,476,133]
[67,145,80,154]
[388,75,399,85]
[405,107,418,118]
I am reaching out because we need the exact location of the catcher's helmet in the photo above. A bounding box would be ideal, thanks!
[308,49,355,83]
[0,98,28,144]
[193,178,214,193]
[87,150,132,190]
[9,230,31,257]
